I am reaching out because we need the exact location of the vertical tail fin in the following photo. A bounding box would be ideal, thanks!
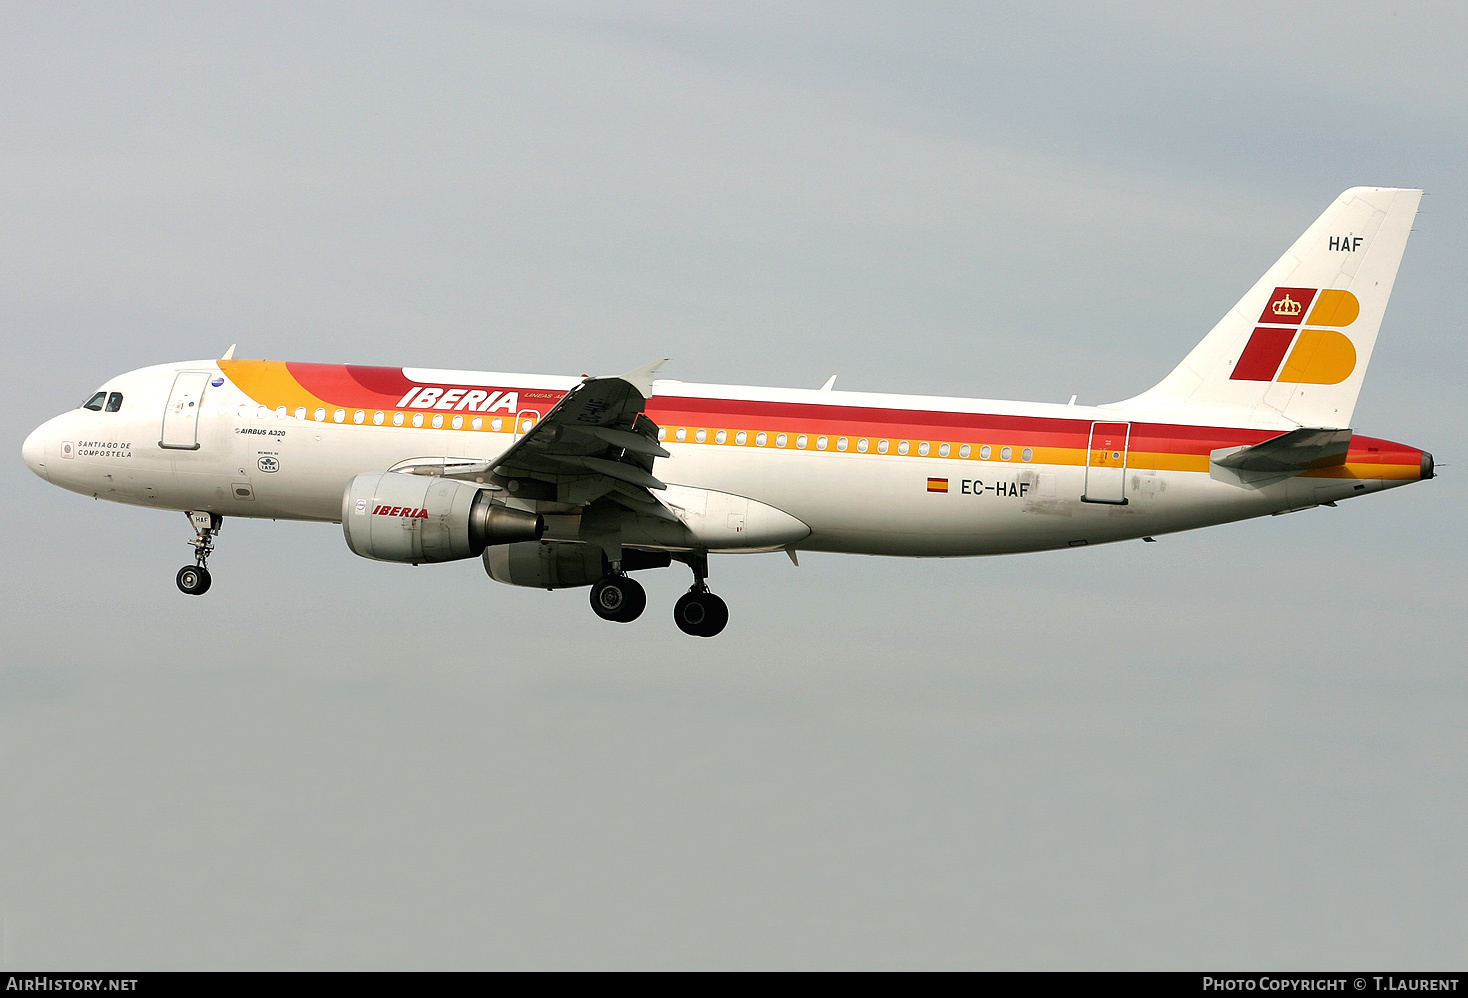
[1117,187,1421,427]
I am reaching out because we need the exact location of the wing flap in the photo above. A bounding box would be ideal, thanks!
[587,426,671,458]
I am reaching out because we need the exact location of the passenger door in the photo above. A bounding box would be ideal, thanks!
[1083,422,1130,504]
[160,371,212,450]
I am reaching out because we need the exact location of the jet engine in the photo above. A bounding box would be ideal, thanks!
[342,472,542,564]
[485,541,670,589]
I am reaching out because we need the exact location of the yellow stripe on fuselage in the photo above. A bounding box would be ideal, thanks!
[1301,462,1421,481]
[219,360,331,412]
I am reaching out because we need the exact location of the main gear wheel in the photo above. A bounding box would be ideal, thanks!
[589,575,647,623]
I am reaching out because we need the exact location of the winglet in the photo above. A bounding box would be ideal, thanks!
[221,343,237,360]
[616,358,668,399]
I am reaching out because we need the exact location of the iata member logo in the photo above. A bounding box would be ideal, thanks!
[1233,287,1361,385]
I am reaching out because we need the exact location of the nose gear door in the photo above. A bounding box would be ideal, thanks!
[160,371,212,450]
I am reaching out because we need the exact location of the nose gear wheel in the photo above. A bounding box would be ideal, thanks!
[176,510,222,596]
[176,565,212,596]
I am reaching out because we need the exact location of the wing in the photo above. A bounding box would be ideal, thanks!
[469,359,677,520]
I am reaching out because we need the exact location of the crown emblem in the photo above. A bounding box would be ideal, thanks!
[1272,293,1303,317]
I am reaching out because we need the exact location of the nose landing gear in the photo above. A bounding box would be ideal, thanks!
[177,511,221,596]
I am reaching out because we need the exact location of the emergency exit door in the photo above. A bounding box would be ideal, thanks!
[160,371,211,450]
[1083,421,1130,505]
[513,409,541,440]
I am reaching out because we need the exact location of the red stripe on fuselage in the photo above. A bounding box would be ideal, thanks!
[647,397,1423,467]
[646,396,1290,456]
[267,364,1423,468]
[287,363,412,408]
[282,363,566,411]
[345,365,418,397]
[1343,436,1422,467]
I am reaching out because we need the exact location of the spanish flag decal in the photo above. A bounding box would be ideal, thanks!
[927,478,949,493]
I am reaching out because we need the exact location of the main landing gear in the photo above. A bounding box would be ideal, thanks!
[589,572,647,623]
[587,550,729,636]
[176,511,221,596]
[673,589,727,638]
[673,551,727,638]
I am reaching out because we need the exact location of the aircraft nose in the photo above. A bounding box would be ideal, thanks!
[22,424,49,481]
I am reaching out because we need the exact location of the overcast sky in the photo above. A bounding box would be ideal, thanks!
[2,1,1465,969]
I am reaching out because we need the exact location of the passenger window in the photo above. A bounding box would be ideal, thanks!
[82,392,106,411]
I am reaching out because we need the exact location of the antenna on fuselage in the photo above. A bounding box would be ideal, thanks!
[221,344,237,360]
[820,375,837,391]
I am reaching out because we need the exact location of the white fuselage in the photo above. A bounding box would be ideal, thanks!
[22,360,1425,560]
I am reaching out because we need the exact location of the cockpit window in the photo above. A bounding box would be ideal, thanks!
[82,392,106,411]
[105,392,123,412]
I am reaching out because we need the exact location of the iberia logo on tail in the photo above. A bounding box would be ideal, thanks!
[1231,287,1361,384]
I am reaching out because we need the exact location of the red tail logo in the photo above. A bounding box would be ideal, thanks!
[1233,288,1360,385]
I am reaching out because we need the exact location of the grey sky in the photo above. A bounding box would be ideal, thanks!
[2,2,1464,969]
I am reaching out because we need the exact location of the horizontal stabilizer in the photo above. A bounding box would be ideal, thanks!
[1211,427,1352,475]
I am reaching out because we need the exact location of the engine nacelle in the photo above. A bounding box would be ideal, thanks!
[485,541,670,589]
[343,472,543,564]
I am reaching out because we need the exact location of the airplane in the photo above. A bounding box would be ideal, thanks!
[21,187,1434,637]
